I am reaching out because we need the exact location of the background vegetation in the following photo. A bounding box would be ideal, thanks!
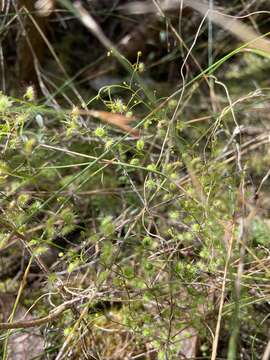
[0,0,270,359]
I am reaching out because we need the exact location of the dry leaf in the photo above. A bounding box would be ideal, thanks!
[74,109,140,137]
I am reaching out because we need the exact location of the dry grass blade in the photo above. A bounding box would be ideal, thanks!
[35,0,55,17]
[73,1,113,51]
[71,1,156,105]
[120,0,270,53]
[211,220,235,360]
[262,339,270,360]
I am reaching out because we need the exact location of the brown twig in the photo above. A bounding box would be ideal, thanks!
[0,298,81,330]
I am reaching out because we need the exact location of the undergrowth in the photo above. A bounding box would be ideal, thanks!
[0,1,270,359]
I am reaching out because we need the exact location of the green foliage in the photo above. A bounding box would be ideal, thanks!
[100,216,115,236]
[250,219,270,246]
